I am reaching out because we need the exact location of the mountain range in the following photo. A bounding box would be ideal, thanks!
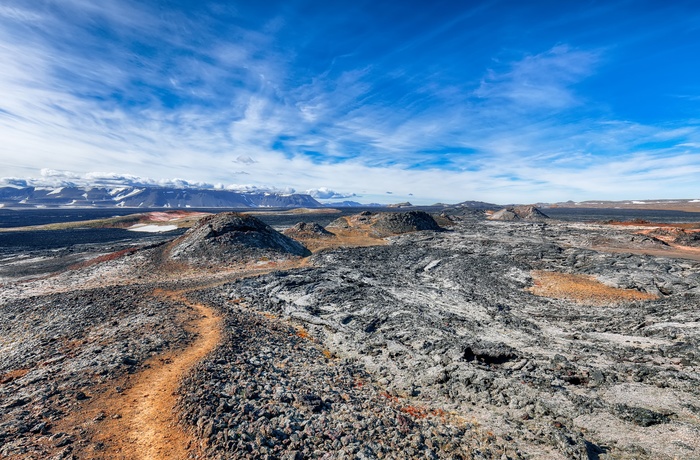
[0,186,324,209]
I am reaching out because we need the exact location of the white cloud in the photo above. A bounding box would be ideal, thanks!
[305,187,355,199]
[232,156,257,165]
[0,177,28,187]
[475,45,599,109]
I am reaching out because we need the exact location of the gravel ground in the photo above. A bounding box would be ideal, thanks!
[0,283,194,459]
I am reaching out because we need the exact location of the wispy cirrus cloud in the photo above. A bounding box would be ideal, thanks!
[474,45,599,109]
[1,1,700,204]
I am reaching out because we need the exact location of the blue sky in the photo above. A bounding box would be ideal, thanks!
[1,0,700,204]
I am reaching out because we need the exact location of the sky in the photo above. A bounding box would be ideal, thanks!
[1,0,700,205]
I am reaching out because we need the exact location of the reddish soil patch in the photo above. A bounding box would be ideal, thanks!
[0,368,29,385]
[67,247,140,271]
[528,270,658,305]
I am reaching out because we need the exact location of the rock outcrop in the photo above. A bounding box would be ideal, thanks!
[167,212,310,265]
[488,205,549,221]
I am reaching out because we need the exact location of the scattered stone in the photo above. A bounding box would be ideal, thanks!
[2,209,700,459]
[614,404,671,427]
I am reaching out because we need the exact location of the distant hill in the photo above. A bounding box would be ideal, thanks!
[0,186,322,209]
[542,199,700,213]
[166,212,310,265]
[452,200,500,209]
[322,201,382,207]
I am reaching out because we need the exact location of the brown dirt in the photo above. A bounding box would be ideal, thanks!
[552,202,700,213]
[528,270,658,305]
[294,228,388,252]
[55,291,221,460]
[0,368,29,385]
[48,262,311,460]
[244,208,341,216]
[604,220,700,230]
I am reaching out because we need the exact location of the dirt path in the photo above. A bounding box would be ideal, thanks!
[90,294,222,460]
[130,299,219,459]
[46,265,302,459]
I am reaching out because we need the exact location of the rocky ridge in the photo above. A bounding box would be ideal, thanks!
[283,222,335,240]
[202,217,700,459]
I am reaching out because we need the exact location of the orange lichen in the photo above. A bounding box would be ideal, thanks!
[296,327,312,340]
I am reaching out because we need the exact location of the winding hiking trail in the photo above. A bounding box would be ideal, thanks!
[130,297,219,459]
[64,267,298,459]
[92,290,222,460]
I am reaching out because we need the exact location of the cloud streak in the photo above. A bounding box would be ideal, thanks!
[1,1,699,204]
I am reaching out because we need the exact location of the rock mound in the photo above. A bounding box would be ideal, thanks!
[283,222,335,239]
[167,212,310,265]
[488,205,549,221]
[328,210,443,237]
[371,210,443,234]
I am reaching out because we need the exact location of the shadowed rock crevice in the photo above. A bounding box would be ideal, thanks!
[463,343,518,365]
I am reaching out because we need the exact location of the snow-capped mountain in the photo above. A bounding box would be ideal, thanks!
[0,186,322,208]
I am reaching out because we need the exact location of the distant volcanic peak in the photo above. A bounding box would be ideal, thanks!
[488,205,549,221]
[168,212,310,264]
